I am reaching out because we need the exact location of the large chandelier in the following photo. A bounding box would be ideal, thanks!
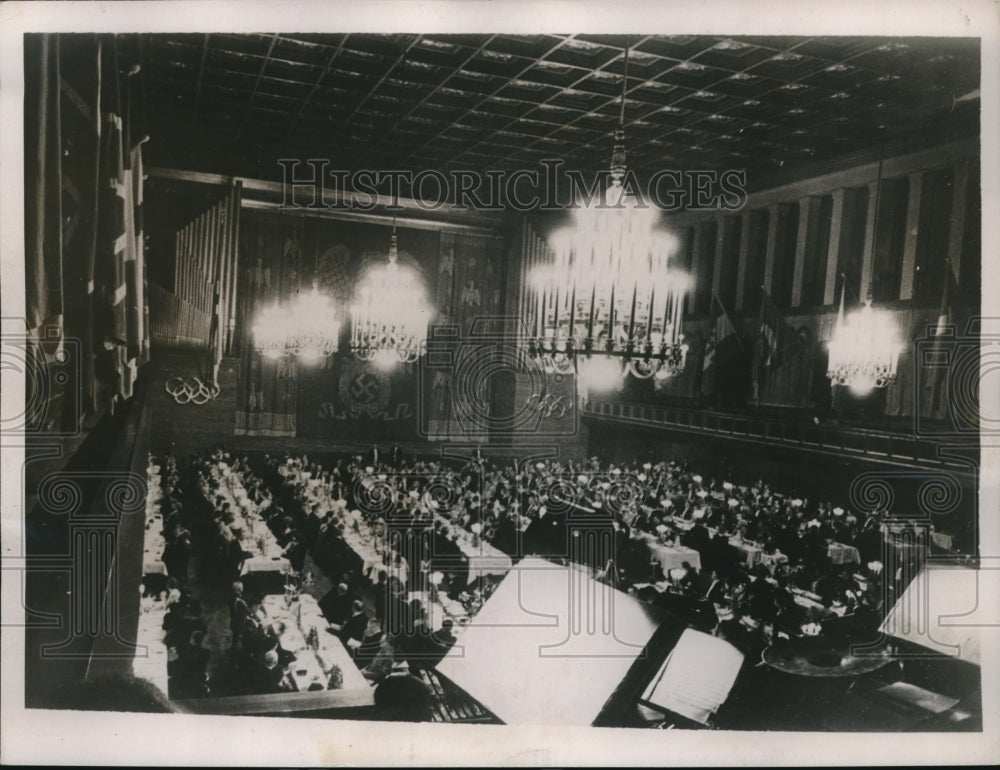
[827,282,902,395]
[825,142,902,396]
[350,219,430,367]
[252,283,340,363]
[527,43,690,388]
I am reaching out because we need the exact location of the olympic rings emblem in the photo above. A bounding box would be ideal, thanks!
[165,376,220,405]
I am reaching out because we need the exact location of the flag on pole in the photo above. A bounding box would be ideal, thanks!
[752,289,802,402]
[701,292,741,397]
[94,37,131,405]
[926,258,959,413]
[757,290,784,369]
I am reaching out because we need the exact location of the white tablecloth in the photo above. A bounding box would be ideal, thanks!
[436,515,513,584]
[759,550,790,573]
[142,467,167,577]
[284,463,410,586]
[827,542,861,565]
[261,594,370,692]
[790,588,847,621]
[642,536,702,577]
[202,463,289,573]
[242,554,292,574]
[408,590,469,630]
[132,600,170,695]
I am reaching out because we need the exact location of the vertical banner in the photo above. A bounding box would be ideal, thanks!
[424,230,505,439]
[24,33,152,426]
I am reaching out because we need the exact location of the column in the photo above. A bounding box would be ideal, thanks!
[859,180,879,300]
[711,215,730,298]
[762,203,781,296]
[688,222,708,315]
[734,210,753,311]
[823,190,847,306]
[792,196,821,308]
[946,159,970,285]
[899,171,924,300]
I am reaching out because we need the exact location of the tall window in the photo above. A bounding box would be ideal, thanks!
[741,209,768,312]
[914,168,954,301]
[692,220,717,315]
[837,186,869,306]
[871,177,909,303]
[801,195,833,308]
[716,216,742,312]
[960,162,981,302]
[770,203,798,309]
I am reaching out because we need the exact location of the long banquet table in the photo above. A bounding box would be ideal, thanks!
[201,463,291,574]
[132,599,170,695]
[261,594,371,693]
[434,514,513,585]
[142,461,168,578]
[278,461,511,628]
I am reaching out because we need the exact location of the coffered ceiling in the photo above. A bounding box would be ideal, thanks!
[117,33,980,191]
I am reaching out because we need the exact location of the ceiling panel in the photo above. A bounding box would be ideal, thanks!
[126,33,979,190]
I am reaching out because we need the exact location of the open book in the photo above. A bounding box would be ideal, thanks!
[639,629,744,725]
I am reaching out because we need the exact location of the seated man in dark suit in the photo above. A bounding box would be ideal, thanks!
[241,613,272,659]
[171,629,212,699]
[229,581,250,649]
[427,618,457,665]
[703,568,728,604]
[319,582,353,628]
[253,649,286,694]
[683,520,712,556]
[373,664,434,722]
[283,534,307,572]
[336,599,369,651]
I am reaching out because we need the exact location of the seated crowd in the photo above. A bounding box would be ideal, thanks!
[258,449,933,663]
[148,445,937,699]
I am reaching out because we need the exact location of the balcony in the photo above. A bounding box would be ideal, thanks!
[581,400,971,473]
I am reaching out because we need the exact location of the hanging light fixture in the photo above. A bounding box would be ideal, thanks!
[252,268,340,363]
[826,141,902,395]
[827,276,902,395]
[350,215,430,367]
[251,301,291,360]
[527,41,691,389]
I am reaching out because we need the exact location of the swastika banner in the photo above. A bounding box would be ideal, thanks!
[296,356,418,441]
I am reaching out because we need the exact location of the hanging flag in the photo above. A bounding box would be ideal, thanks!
[701,292,741,397]
[926,258,959,413]
[25,35,65,344]
[757,290,783,369]
[207,201,227,388]
[94,36,131,406]
[752,289,805,402]
[59,34,103,419]
[128,142,148,368]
